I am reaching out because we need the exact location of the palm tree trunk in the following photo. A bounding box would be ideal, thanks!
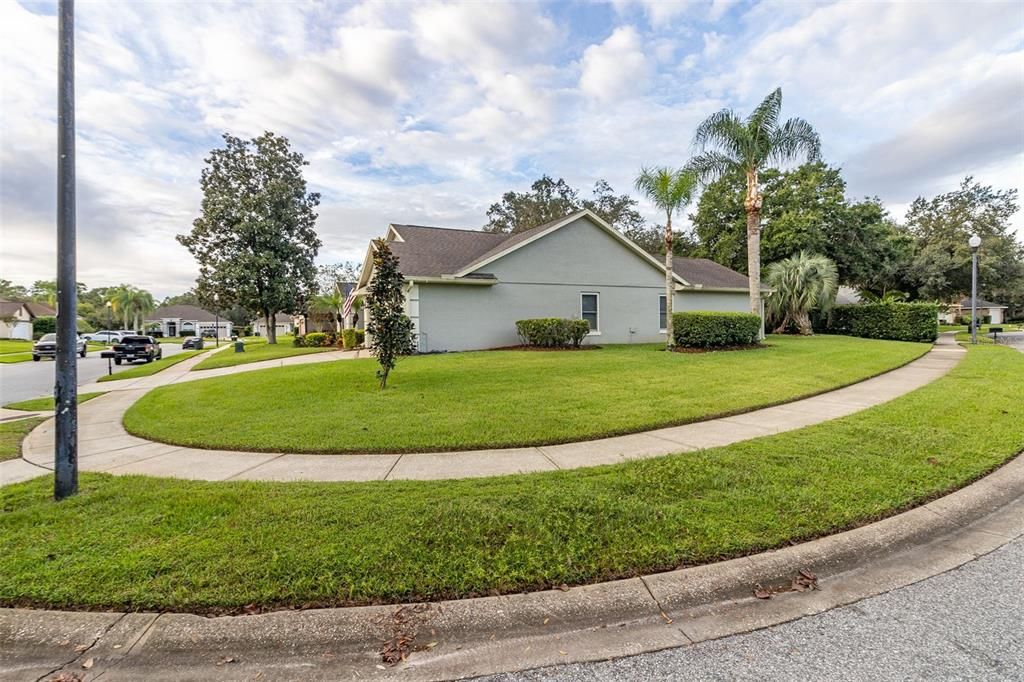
[664,211,674,350]
[744,170,764,338]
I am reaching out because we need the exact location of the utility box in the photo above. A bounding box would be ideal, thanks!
[234,341,245,353]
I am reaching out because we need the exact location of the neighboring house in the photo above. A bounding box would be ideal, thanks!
[352,209,758,353]
[940,298,1008,325]
[146,304,232,338]
[0,300,58,339]
[252,313,296,337]
[0,300,36,339]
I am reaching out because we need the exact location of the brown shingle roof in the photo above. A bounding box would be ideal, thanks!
[148,304,218,322]
[23,302,56,316]
[957,297,1005,308]
[388,224,507,277]
[673,258,752,290]
[0,300,27,317]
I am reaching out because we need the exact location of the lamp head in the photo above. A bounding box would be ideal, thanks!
[969,234,982,250]
[105,300,112,308]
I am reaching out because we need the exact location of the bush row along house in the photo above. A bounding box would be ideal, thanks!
[348,209,763,352]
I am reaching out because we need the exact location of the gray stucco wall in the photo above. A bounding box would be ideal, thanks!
[413,216,749,352]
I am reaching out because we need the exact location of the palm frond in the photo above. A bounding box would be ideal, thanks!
[765,251,838,333]
[685,151,737,184]
[693,110,745,151]
[634,166,696,216]
[769,117,821,165]
[746,87,782,140]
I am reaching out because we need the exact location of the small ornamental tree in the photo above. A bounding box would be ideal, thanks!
[366,239,415,389]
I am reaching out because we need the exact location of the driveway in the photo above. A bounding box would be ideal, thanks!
[490,535,1024,681]
[0,343,184,405]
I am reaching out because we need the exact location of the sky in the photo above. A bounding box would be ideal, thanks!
[2,0,1023,298]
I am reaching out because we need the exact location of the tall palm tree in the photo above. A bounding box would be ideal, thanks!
[765,251,838,335]
[688,88,821,327]
[131,290,155,331]
[311,287,345,333]
[634,167,697,349]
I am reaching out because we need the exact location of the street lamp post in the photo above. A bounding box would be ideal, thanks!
[969,234,981,345]
[214,292,220,347]
[54,0,77,500]
[105,300,112,345]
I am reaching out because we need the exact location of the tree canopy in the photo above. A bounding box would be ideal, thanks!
[177,132,321,344]
[484,176,645,235]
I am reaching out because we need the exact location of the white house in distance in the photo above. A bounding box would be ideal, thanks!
[940,297,1008,324]
[146,304,232,338]
[352,209,758,353]
[0,300,57,339]
[252,313,296,337]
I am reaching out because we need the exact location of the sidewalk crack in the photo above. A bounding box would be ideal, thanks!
[35,612,128,682]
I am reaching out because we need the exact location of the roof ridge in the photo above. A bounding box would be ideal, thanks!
[393,223,503,235]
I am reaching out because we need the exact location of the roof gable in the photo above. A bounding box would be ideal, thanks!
[149,304,218,321]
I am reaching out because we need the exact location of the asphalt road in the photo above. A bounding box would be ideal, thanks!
[489,536,1024,681]
[0,343,184,405]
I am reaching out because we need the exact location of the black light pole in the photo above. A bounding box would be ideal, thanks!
[54,0,77,500]
[214,292,220,347]
[969,234,981,345]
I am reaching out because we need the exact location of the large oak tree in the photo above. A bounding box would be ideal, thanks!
[178,132,321,344]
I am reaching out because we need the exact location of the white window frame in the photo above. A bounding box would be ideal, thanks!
[659,294,667,333]
[580,292,600,335]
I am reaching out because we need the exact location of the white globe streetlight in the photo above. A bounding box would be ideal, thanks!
[969,235,981,345]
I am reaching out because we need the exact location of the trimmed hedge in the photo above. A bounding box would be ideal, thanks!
[516,318,592,348]
[341,329,365,349]
[672,311,761,348]
[828,303,938,343]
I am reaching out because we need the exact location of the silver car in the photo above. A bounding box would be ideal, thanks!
[32,333,87,361]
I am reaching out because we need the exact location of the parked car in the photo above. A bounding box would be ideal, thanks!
[32,333,87,361]
[111,335,163,364]
[181,336,204,350]
[85,330,124,343]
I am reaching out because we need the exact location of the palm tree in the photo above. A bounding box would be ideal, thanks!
[311,287,345,333]
[765,252,838,335]
[131,290,155,331]
[688,88,821,327]
[634,167,698,349]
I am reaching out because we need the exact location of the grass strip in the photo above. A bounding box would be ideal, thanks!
[97,351,201,382]
[0,417,46,462]
[130,335,927,453]
[1,345,1020,612]
[4,392,106,412]
[190,336,333,371]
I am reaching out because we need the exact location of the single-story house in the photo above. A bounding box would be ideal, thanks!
[253,313,296,337]
[0,300,58,339]
[940,298,1008,325]
[146,304,232,338]
[352,209,761,353]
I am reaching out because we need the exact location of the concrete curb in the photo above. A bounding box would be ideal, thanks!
[3,453,1021,681]
[8,339,964,484]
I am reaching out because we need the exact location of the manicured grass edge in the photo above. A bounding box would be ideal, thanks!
[97,350,202,382]
[0,417,47,462]
[126,338,932,454]
[4,392,106,412]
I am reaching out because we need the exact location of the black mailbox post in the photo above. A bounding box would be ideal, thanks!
[990,327,1003,341]
[100,349,116,376]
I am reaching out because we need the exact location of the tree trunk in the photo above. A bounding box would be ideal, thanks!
[335,313,342,334]
[744,170,764,338]
[664,211,674,350]
[265,312,276,344]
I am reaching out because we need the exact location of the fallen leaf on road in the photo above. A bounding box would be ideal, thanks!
[753,587,772,600]
[215,656,237,666]
[49,673,81,682]
[81,658,94,670]
[74,644,89,653]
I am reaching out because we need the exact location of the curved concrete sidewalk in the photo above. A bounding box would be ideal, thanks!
[3,451,1021,681]
[4,337,964,486]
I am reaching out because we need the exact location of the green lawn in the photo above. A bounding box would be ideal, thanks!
[128,335,928,454]
[190,335,334,371]
[0,417,46,462]
[0,339,33,354]
[4,392,106,412]
[940,323,1023,333]
[97,351,202,383]
[1,345,1021,612]
[0,352,32,364]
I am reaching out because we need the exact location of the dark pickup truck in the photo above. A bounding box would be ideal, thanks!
[112,335,163,364]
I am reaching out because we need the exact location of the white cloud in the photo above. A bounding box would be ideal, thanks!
[579,26,651,102]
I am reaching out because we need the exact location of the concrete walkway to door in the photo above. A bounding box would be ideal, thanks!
[2,336,965,486]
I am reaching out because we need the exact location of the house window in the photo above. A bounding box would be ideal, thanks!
[581,293,599,332]
[659,295,667,331]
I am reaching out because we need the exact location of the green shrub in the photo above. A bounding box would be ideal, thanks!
[515,318,591,348]
[672,311,761,348]
[33,316,56,338]
[305,332,328,347]
[828,303,938,342]
[355,329,365,346]
[342,329,357,349]
[292,335,306,347]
